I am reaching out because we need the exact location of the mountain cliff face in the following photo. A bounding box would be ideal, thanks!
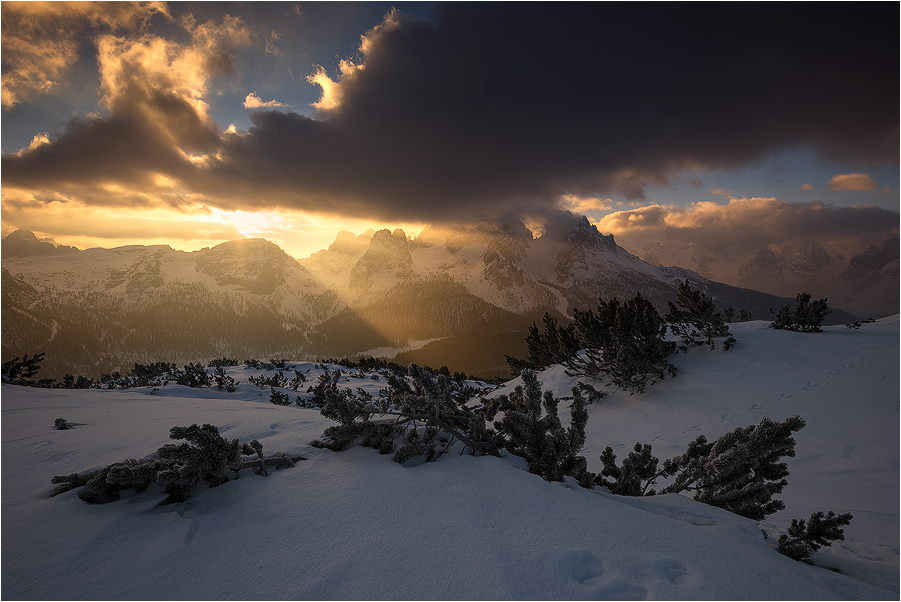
[2,221,861,379]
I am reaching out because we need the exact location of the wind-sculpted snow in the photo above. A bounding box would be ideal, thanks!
[1,319,898,600]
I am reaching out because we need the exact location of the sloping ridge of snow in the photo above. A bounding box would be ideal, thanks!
[1,326,897,599]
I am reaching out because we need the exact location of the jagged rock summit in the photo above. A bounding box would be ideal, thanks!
[1,229,78,257]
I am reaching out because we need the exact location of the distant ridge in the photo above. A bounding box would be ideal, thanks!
[2,220,860,379]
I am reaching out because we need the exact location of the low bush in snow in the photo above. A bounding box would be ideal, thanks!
[51,423,302,504]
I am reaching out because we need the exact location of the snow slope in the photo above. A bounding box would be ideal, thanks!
[2,319,898,600]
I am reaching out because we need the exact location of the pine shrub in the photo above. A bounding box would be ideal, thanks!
[490,370,591,484]
[50,424,281,504]
[269,387,291,406]
[770,293,832,333]
[595,415,806,521]
[776,510,853,563]
[597,443,661,496]
[213,365,239,392]
[666,280,735,351]
[565,293,677,394]
[2,352,47,385]
[174,362,213,388]
[505,312,579,376]
[311,364,501,461]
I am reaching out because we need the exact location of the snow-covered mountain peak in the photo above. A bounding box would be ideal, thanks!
[566,215,618,252]
[192,238,310,296]
[1,228,79,257]
[348,228,415,296]
[326,229,375,256]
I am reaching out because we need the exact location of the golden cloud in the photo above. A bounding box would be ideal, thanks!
[244,93,289,109]
[96,15,249,139]
[1,1,169,109]
[827,173,879,192]
[3,10,252,209]
[307,8,405,112]
[598,196,899,250]
[0,191,242,245]
[799,183,815,191]
[557,194,614,212]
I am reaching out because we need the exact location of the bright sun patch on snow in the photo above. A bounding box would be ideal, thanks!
[2,319,898,600]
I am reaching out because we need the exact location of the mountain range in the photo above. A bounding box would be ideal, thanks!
[630,235,899,319]
[1,217,864,379]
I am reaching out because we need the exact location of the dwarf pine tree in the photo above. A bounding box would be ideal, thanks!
[770,292,832,333]
[154,424,261,503]
[490,370,592,485]
[566,293,677,394]
[597,442,662,496]
[1,352,47,385]
[505,312,579,376]
[309,367,342,407]
[174,362,213,388]
[666,280,735,351]
[50,424,284,504]
[593,415,806,521]
[776,510,854,563]
[213,365,239,392]
[311,364,501,461]
[269,387,291,406]
[659,415,806,520]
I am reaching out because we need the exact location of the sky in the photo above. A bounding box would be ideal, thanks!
[1,2,898,260]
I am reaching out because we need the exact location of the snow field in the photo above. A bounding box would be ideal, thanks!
[2,319,898,599]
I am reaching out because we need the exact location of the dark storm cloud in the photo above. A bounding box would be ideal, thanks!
[200,3,900,220]
[3,3,898,223]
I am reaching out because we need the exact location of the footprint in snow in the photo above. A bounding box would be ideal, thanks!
[719,414,733,423]
[777,393,792,401]
[748,404,765,411]
[655,559,689,585]
[560,550,605,584]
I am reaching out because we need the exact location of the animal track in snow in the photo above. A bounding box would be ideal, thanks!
[560,550,605,583]
[680,425,703,434]
[777,393,793,401]
[719,414,733,423]
[748,404,765,411]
